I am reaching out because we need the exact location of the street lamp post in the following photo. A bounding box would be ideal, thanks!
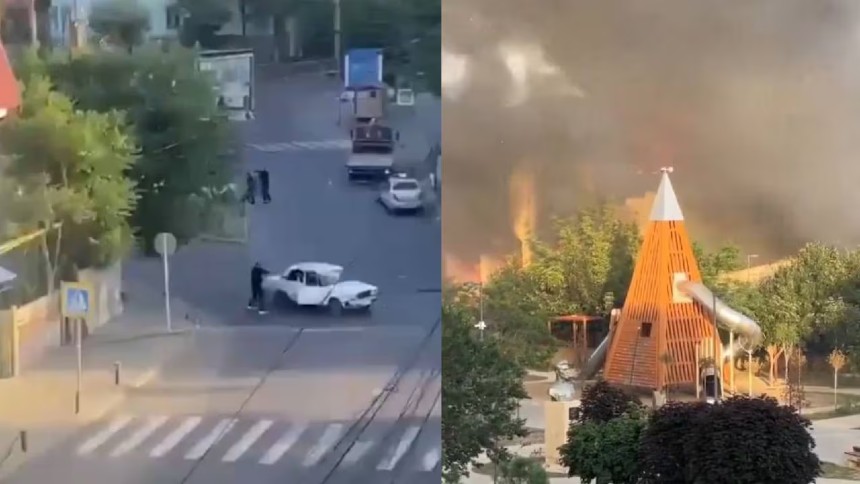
[476,280,486,341]
[746,254,759,283]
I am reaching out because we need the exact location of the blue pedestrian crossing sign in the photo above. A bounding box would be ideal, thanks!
[61,282,91,318]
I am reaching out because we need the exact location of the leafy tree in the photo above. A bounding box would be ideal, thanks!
[755,243,850,378]
[828,348,847,408]
[482,260,561,369]
[692,242,743,288]
[640,396,821,484]
[559,414,646,484]
[442,298,527,484]
[43,48,235,253]
[0,75,137,282]
[574,380,643,424]
[177,0,232,48]
[89,0,151,52]
[497,456,550,484]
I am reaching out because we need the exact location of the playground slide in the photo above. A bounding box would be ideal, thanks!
[676,280,764,360]
[580,283,763,380]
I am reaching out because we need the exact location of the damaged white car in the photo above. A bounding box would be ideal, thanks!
[261,262,378,315]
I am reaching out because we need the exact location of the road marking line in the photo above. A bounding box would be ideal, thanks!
[259,423,308,465]
[222,419,273,462]
[421,446,441,471]
[77,415,134,455]
[342,440,374,464]
[291,141,315,149]
[377,425,421,470]
[185,418,237,460]
[149,416,202,457]
[110,416,169,457]
[303,326,369,333]
[302,423,344,467]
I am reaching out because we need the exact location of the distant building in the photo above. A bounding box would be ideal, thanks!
[44,0,300,60]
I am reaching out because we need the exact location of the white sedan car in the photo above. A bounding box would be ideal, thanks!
[378,174,423,213]
[261,262,378,315]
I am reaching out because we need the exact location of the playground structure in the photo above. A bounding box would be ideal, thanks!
[581,168,763,395]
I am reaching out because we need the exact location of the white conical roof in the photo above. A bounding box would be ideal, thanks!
[649,170,684,221]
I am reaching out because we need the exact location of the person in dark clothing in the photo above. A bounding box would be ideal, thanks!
[248,262,270,314]
[257,169,271,203]
[244,172,256,204]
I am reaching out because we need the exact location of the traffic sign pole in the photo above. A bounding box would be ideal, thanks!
[75,318,82,414]
[162,237,172,333]
[154,233,177,333]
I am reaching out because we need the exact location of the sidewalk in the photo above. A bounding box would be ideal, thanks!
[0,278,198,479]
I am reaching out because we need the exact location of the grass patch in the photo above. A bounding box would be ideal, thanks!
[472,456,568,479]
[822,461,860,480]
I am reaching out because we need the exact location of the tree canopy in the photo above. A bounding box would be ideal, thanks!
[442,298,527,483]
[0,74,137,274]
[639,396,820,484]
[23,47,236,253]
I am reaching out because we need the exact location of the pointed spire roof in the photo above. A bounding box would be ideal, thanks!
[649,167,684,221]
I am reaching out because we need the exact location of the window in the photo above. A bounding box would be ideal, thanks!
[393,181,419,191]
[286,269,303,282]
[640,322,652,338]
[166,5,183,30]
[305,272,320,287]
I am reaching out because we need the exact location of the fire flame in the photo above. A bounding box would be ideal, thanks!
[509,164,537,267]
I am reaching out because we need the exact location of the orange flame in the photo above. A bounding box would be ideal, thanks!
[509,164,536,268]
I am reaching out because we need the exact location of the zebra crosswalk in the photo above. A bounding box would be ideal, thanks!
[74,415,440,472]
[247,139,351,153]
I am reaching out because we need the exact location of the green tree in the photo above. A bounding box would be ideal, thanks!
[481,260,562,369]
[0,75,137,280]
[559,413,646,484]
[498,456,550,484]
[44,48,235,253]
[692,242,743,288]
[574,380,644,424]
[442,298,527,484]
[177,0,232,48]
[89,0,151,52]
[640,396,820,484]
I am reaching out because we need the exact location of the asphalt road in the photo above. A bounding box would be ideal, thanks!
[4,71,441,483]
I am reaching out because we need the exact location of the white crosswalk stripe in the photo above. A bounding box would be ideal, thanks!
[75,416,438,472]
[222,419,273,462]
[259,423,307,465]
[247,139,351,153]
[302,423,344,467]
[111,416,169,457]
[185,418,237,460]
[150,416,202,457]
[377,425,421,471]
[421,447,441,471]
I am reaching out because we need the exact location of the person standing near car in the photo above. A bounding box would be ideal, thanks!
[248,262,270,315]
[244,171,256,204]
[257,169,271,203]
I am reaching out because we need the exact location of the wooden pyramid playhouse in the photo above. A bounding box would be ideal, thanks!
[603,168,721,391]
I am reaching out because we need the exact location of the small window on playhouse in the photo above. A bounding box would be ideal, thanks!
[640,322,653,338]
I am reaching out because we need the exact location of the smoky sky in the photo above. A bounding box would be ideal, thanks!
[442,0,860,263]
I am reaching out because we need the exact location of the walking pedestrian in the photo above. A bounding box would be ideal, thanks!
[257,169,271,203]
[244,172,256,204]
[247,262,270,315]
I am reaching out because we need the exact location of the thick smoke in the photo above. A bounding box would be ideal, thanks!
[442,0,860,264]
